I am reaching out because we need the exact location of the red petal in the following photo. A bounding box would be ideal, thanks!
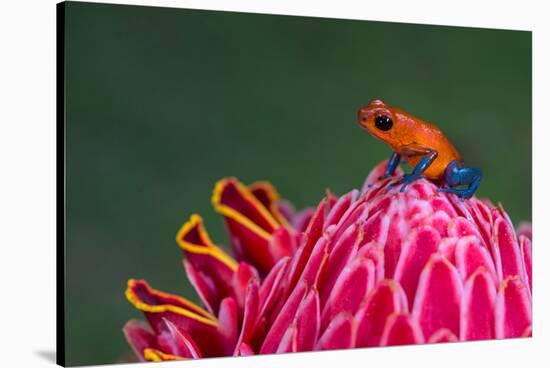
[143,349,186,362]
[394,226,441,306]
[358,242,385,284]
[519,235,532,293]
[249,181,293,228]
[235,280,260,348]
[276,324,298,353]
[260,281,308,354]
[493,217,525,283]
[293,288,321,351]
[258,256,290,320]
[234,342,254,356]
[384,210,406,278]
[315,312,355,350]
[460,268,496,341]
[292,207,315,233]
[216,297,239,352]
[125,279,225,356]
[355,280,408,347]
[495,276,532,338]
[361,210,390,245]
[325,190,359,230]
[157,318,202,358]
[123,319,158,361]
[423,210,451,237]
[321,257,375,330]
[182,260,218,314]
[516,222,532,241]
[438,237,458,264]
[429,196,458,218]
[447,217,483,240]
[176,215,238,312]
[268,226,296,261]
[380,313,424,346]
[428,328,458,343]
[212,178,281,274]
[319,224,361,304]
[454,236,497,284]
[285,199,326,293]
[412,254,463,340]
[231,262,259,312]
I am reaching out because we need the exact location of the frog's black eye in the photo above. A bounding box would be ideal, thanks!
[375,115,393,131]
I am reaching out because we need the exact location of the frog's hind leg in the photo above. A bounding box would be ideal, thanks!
[438,160,482,199]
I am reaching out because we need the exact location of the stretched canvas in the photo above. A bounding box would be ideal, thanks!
[58,1,532,366]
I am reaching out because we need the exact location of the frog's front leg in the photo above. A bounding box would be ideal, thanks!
[381,151,402,179]
[391,144,438,192]
[438,160,482,199]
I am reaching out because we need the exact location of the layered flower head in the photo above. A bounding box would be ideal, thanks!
[124,161,532,361]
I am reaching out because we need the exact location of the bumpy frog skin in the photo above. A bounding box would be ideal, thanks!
[358,99,482,199]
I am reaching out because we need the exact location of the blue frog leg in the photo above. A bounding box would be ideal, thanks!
[391,144,438,192]
[438,160,482,199]
[382,151,402,178]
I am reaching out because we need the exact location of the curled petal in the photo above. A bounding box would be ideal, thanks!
[176,215,237,312]
[315,312,355,350]
[427,329,459,343]
[143,348,186,362]
[394,226,441,305]
[380,313,424,346]
[495,276,532,339]
[412,254,463,340]
[212,178,281,273]
[123,320,157,361]
[460,268,496,341]
[355,280,408,347]
[125,279,231,356]
[249,181,292,228]
[182,260,217,314]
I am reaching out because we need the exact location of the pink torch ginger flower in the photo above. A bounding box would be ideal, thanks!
[123,160,532,361]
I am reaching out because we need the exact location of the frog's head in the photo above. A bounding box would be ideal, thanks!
[357,99,397,143]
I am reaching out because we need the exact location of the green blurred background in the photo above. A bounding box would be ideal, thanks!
[64,1,531,365]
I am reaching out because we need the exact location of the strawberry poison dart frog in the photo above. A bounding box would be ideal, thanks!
[357,99,482,199]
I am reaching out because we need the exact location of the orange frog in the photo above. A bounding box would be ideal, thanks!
[357,99,482,199]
